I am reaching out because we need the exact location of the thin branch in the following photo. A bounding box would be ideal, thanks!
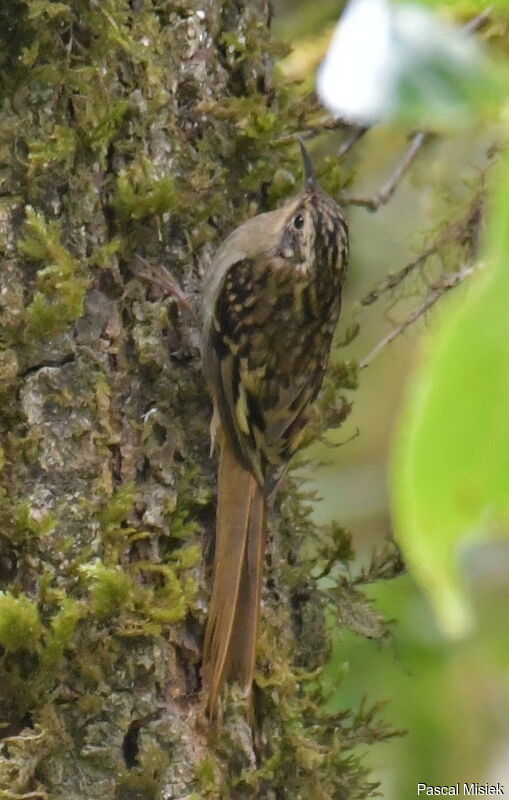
[361,248,433,308]
[463,6,492,35]
[276,121,369,161]
[135,255,197,320]
[342,132,428,211]
[359,264,478,368]
[338,125,369,157]
[360,194,483,306]
[319,427,360,449]
[274,118,351,146]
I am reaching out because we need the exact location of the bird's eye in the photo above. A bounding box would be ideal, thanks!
[293,214,304,230]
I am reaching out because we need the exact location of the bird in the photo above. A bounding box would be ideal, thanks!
[201,140,349,717]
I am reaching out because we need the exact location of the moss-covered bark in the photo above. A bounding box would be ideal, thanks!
[0,2,397,798]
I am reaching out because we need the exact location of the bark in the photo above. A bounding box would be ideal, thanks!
[0,2,395,798]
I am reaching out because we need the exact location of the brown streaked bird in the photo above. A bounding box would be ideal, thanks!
[201,140,349,717]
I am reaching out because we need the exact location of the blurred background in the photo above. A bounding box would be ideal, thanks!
[272,0,509,796]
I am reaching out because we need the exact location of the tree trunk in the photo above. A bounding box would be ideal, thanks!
[0,2,392,798]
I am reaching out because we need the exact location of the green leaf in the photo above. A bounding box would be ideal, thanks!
[390,151,509,636]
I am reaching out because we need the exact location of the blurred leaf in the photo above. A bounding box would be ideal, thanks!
[317,0,507,127]
[390,150,509,636]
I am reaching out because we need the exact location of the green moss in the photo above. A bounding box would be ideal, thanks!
[88,237,123,269]
[0,350,19,388]
[80,550,198,632]
[81,99,130,159]
[18,208,70,263]
[84,562,134,620]
[127,561,197,631]
[0,704,65,797]
[18,208,89,340]
[40,597,82,672]
[113,160,182,221]
[0,587,85,716]
[170,472,212,539]
[97,483,136,528]
[28,124,76,176]
[297,359,359,448]
[168,544,201,570]
[267,167,299,205]
[317,154,349,197]
[195,756,218,794]
[205,94,280,140]
[0,592,43,653]
[27,1,72,23]
[12,502,56,541]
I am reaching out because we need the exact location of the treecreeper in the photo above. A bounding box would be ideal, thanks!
[201,141,349,718]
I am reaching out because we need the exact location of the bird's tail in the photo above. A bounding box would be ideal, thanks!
[202,439,266,718]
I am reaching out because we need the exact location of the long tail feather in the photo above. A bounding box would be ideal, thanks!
[227,486,266,692]
[203,440,266,717]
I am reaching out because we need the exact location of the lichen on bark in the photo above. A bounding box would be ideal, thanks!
[0,1,398,798]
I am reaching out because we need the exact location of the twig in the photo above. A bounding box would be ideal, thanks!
[361,249,433,308]
[135,255,197,320]
[319,427,360,449]
[276,122,369,162]
[274,118,351,146]
[463,6,492,35]
[342,132,428,211]
[338,126,369,157]
[360,194,483,306]
[359,264,478,368]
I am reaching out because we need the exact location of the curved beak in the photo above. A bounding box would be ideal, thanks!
[298,137,316,189]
